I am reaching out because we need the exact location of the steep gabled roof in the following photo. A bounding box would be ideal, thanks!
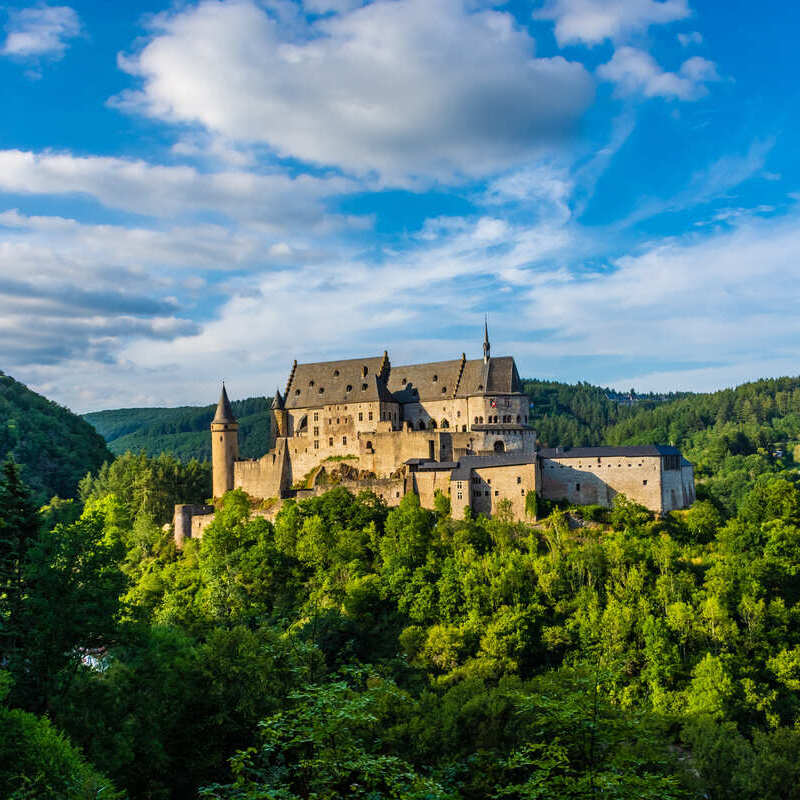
[388,355,522,402]
[284,356,391,409]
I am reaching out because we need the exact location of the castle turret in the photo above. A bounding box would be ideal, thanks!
[483,316,491,363]
[211,383,239,499]
[272,387,288,438]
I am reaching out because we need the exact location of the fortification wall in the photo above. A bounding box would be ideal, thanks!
[468,462,537,519]
[234,441,290,498]
[662,464,696,511]
[540,455,665,510]
[412,470,453,509]
[173,503,214,547]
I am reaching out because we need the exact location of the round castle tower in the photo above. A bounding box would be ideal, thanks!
[211,383,239,499]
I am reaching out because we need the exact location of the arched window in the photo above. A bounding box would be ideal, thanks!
[474,416,479,424]
[366,440,373,450]
[461,425,467,432]
[362,365,368,377]
[346,384,352,392]
[516,415,520,422]
[441,419,449,428]
[494,440,505,453]
[479,416,484,424]
[333,369,340,376]
[430,419,437,428]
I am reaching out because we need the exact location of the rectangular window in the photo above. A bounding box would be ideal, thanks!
[484,491,490,497]
[313,426,319,436]
[314,440,319,449]
[516,476,521,484]
[329,437,333,446]
[313,412,318,422]
[521,489,525,495]
[359,412,363,421]
[342,436,347,445]
[494,490,499,497]
[457,492,462,500]
[368,411,373,420]
[576,483,581,491]
[643,479,648,486]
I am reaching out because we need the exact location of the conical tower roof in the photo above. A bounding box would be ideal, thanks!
[272,387,284,411]
[213,383,237,424]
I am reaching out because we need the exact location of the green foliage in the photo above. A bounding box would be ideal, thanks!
[10,372,800,798]
[0,372,112,503]
[0,706,121,799]
[79,450,211,525]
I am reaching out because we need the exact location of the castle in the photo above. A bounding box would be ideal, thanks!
[174,326,695,545]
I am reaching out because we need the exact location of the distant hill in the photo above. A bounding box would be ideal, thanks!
[523,379,689,447]
[84,396,273,462]
[0,370,112,503]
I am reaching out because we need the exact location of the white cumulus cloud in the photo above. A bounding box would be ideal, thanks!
[535,0,689,46]
[1,4,80,59]
[598,47,719,100]
[112,0,594,184]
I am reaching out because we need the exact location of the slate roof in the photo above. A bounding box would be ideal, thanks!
[538,445,682,459]
[450,453,535,480]
[212,384,237,424]
[284,356,391,409]
[387,355,522,402]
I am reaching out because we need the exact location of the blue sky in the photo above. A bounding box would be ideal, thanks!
[1,0,799,412]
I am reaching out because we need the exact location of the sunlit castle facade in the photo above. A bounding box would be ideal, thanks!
[174,326,695,545]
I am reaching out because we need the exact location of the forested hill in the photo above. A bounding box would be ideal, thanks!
[84,396,272,462]
[0,370,112,502]
[524,378,687,447]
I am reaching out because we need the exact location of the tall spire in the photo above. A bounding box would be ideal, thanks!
[213,382,236,424]
[483,315,491,363]
[271,387,284,411]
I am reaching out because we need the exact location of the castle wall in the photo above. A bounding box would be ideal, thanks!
[234,440,291,498]
[467,394,530,427]
[465,462,537,519]
[173,503,214,547]
[662,463,696,511]
[541,455,666,511]
[412,469,453,509]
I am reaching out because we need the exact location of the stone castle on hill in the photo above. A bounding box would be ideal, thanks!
[174,326,695,545]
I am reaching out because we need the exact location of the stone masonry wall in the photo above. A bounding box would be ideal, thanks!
[541,455,665,511]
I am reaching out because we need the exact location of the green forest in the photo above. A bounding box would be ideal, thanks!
[84,397,272,462]
[0,371,111,503]
[3,372,800,798]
